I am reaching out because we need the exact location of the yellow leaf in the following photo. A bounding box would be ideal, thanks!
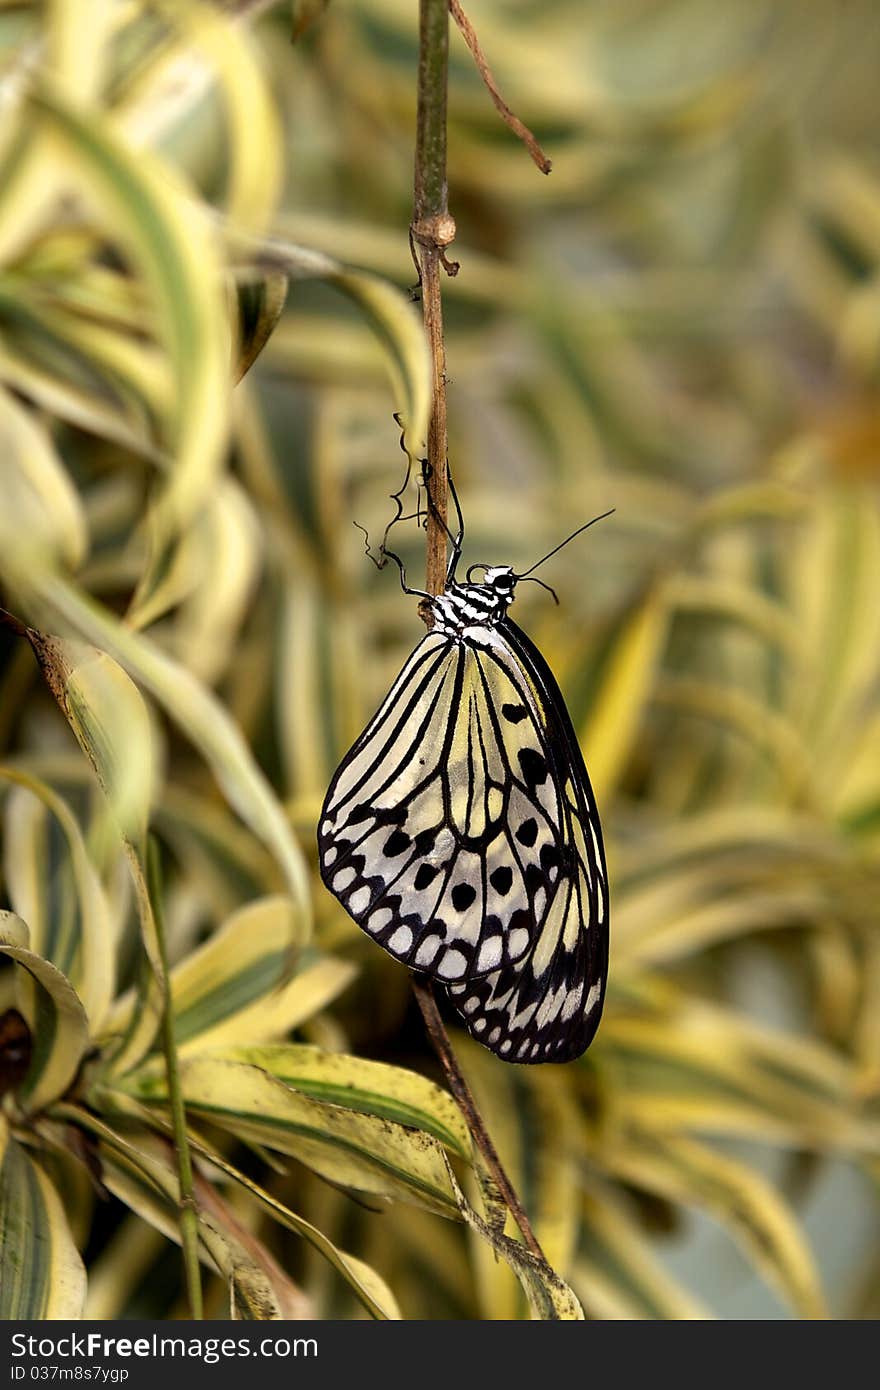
[0,770,116,1031]
[579,587,669,802]
[127,1055,462,1216]
[601,1130,827,1319]
[0,1125,86,1318]
[0,912,89,1114]
[0,384,87,569]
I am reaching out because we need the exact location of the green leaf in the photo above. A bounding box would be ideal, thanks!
[601,989,876,1152]
[575,1179,712,1319]
[0,1121,86,1318]
[1,572,311,920]
[0,912,90,1113]
[24,631,155,848]
[104,895,315,1065]
[123,1055,462,1217]
[579,586,669,801]
[167,1042,471,1156]
[234,271,288,382]
[0,384,87,569]
[116,0,284,233]
[0,342,160,458]
[230,231,431,456]
[447,1166,585,1321]
[454,1042,582,1318]
[0,769,116,1031]
[3,626,167,1066]
[142,481,262,687]
[187,958,357,1057]
[44,0,115,106]
[600,1129,827,1319]
[178,1128,401,1319]
[65,1102,399,1319]
[29,82,231,542]
[78,1122,293,1319]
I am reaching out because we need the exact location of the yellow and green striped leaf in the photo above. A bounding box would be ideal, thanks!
[0,912,90,1113]
[29,83,230,543]
[1,570,310,919]
[0,1122,86,1318]
[156,1042,471,1157]
[124,1055,462,1216]
[600,1130,827,1319]
[103,895,327,1069]
[69,1104,400,1319]
[0,769,116,1031]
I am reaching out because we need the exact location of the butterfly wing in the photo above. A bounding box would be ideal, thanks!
[446,617,608,1063]
[319,627,550,981]
[318,616,608,1062]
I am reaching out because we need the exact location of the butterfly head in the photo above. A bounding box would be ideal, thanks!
[480,565,517,599]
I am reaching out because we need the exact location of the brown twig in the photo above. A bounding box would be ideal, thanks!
[448,0,552,175]
[0,607,29,638]
[413,0,456,601]
[411,975,546,1261]
[409,0,548,1267]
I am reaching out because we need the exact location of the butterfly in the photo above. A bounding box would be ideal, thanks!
[318,489,611,1064]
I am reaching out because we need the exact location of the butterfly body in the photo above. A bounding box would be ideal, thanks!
[318,564,608,1063]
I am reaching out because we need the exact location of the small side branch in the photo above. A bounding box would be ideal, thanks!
[449,0,552,175]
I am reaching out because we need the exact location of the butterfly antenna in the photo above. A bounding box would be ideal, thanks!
[420,467,465,584]
[446,469,465,581]
[519,575,559,605]
[516,508,615,579]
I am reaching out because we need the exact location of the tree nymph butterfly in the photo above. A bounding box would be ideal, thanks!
[318,481,611,1064]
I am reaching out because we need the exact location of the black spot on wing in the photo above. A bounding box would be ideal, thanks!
[489,865,513,895]
[524,862,544,895]
[414,863,439,890]
[515,817,538,848]
[382,829,411,857]
[540,843,562,873]
[518,747,548,787]
[508,906,531,937]
[451,882,477,912]
[501,703,528,723]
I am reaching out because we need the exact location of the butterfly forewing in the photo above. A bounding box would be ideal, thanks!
[318,573,608,1064]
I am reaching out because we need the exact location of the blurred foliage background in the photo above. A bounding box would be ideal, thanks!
[1,0,879,1320]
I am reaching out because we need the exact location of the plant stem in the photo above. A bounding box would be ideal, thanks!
[411,976,547,1262]
[147,836,203,1319]
[413,0,456,598]
[409,5,547,1266]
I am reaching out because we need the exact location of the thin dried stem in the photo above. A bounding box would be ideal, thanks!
[411,976,547,1262]
[409,0,548,1268]
[449,0,552,175]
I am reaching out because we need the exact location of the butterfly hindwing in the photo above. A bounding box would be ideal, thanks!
[446,617,608,1063]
